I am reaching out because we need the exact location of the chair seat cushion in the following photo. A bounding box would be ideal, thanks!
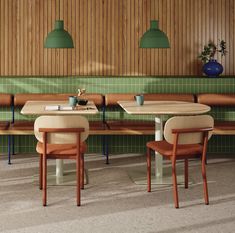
[147,140,203,158]
[0,121,10,130]
[36,142,87,155]
[10,121,34,130]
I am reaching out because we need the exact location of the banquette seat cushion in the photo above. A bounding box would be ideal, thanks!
[197,94,235,106]
[143,93,195,102]
[197,94,235,134]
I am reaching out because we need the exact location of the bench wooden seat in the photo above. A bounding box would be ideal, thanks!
[0,122,10,130]
[0,122,11,135]
[9,121,34,130]
[89,121,109,135]
[106,120,155,135]
[0,93,13,164]
[7,121,109,136]
[0,93,12,132]
[213,120,235,135]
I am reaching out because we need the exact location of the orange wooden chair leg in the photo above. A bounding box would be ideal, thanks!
[39,155,43,190]
[42,155,47,206]
[147,147,151,192]
[77,153,81,206]
[184,159,188,189]
[202,160,209,205]
[172,160,179,208]
[80,154,84,190]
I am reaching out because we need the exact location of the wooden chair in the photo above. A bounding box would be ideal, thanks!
[34,115,89,206]
[146,115,214,208]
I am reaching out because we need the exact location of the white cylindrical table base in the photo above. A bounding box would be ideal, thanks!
[56,159,64,177]
[155,116,163,178]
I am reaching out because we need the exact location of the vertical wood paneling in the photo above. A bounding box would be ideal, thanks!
[122,0,127,75]
[225,0,230,75]
[230,0,234,75]
[0,0,234,76]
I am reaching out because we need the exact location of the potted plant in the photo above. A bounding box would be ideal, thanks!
[198,40,227,77]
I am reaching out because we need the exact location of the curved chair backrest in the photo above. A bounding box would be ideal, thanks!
[164,115,214,145]
[34,115,89,144]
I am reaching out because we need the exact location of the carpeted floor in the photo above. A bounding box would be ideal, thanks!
[0,153,235,233]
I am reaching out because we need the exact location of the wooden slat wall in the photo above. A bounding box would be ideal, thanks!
[0,0,234,76]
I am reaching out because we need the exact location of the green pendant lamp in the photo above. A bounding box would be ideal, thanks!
[140,20,170,48]
[44,0,74,48]
[44,20,74,48]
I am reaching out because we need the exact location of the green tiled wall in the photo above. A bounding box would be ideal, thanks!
[0,76,234,155]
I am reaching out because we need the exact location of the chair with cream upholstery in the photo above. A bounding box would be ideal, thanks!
[146,115,214,208]
[34,115,89,206]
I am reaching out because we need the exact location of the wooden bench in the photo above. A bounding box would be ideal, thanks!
[0,94,12,133]
[197,94,235,135]
[0,94,13,164]
[5,92,234,165]
[103,93,195,162]
[8,93,107,163]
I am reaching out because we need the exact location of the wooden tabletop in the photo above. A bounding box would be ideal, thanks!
[21,101,99,115]
[118,101,211,115]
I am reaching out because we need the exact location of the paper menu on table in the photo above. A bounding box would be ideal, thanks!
[45,105,73,111]
[60,106,73,110]
[45,105,59,111]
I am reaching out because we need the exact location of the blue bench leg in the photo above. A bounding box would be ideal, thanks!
[12,135,15,155]
[8,135,11,165]
[102,135,105,156]
[105,135,109,164]
[102,135,109,164]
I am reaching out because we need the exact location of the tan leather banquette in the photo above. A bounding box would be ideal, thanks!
[197,94,235,135]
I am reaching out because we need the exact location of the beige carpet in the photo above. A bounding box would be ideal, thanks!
[0,153,235,233]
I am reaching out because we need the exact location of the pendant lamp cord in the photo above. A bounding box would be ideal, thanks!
[58,0,60,20]
[56,0,60,20]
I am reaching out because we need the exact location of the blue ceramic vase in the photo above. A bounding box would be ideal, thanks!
[202,59,223,78]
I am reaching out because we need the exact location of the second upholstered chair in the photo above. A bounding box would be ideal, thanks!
[34,115,89,206]
[146,115,214,208]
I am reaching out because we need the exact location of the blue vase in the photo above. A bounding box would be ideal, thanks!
[202,59,223,78]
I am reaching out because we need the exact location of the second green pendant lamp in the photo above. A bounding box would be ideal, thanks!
[44,0,74,48]
[140,20,170,48]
